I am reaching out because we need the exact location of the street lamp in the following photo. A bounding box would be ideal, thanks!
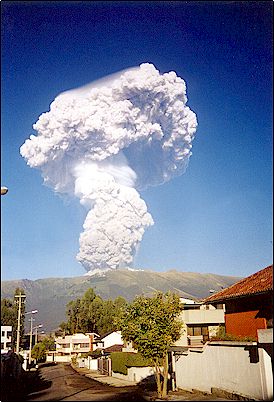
[26,310,38,366]
[34,324,43,345]
[1,186,8,195]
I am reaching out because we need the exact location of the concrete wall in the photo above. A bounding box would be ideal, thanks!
[46,354,71,363]
[174,341,273,401]
[85,357,98,370]
[112,366,155,383]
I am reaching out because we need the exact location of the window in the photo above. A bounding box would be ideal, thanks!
[1,331,5,337]
[187,325,209,338]
[7,331,12,338]
[80,343,89,348]
[1,343,4,349]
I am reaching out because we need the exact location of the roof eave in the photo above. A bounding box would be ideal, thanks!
[204,289,272,304]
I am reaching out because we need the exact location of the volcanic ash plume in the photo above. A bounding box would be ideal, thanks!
[20,63,198,274]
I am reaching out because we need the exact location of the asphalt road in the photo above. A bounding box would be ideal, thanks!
[24,363,233,402]
[24,363,146,401]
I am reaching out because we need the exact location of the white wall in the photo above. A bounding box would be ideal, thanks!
[101,331,123,349]
[46,354,71,363]
[174,341,273,401]
[112,366,155,383]
[85,357,98,370]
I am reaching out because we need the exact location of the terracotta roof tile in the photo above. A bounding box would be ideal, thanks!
[104,344,123,353]
[204,265,273,303]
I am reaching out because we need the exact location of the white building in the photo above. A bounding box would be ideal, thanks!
[47,332,100,363]
[94,330,124,350]
[1,325,12,354]
[55,332,100,355]
[174,298,225,347]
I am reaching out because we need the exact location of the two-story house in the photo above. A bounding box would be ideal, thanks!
[47,332,100,362]
[174,298,225,347]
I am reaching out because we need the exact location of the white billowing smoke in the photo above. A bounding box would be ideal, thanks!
[20,63,198,274]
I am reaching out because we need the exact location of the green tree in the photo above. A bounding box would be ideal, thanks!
[31,336,55,362]
[57,288,128,336]
[1,298,17,349]
[116,292,183,399]
[66,298,82,334]
[79,293,103,333]
[1,288,26,349]
[55,321,70,336]
[31,342,46,362]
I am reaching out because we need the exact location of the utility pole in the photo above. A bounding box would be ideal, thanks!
[34,324,43,345]
[24,310,38,368]
[14,293,26,354]
[28,315,36,366]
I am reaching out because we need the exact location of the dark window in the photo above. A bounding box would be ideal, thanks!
[187,325,209,337]
[60,343,70,348]
[1,343,4,349]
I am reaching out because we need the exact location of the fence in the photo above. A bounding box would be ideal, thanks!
[98,357,111,375]
[174,341,273,400]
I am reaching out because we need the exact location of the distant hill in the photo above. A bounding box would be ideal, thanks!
[1,268,241,333]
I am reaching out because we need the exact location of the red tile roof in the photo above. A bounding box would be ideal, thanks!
[104,344,123,353]
[204,265,273,303]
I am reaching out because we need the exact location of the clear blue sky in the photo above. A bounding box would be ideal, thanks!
[1,1,272,281]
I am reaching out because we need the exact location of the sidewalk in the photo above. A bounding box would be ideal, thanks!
[71,364,234,400]
[71,363,138,387]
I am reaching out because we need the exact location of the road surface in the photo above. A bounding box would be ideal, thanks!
[25,363,146,401]
[24,363,233,401]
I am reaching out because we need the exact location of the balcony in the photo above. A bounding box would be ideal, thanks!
[181,308,225,325]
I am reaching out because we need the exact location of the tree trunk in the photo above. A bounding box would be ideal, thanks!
[162,353,169,398]
[154,359,162,398]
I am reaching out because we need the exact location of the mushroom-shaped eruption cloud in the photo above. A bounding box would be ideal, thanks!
[20,63,198,274]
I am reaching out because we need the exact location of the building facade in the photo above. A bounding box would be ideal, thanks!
[1,325,12,354]
[204,265,273,340]
[175,298,225,347]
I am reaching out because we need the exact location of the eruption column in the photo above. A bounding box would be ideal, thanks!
[20,63,198,274]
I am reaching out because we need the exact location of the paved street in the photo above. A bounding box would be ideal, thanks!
[25,363,145,401]
[24,363,234,401]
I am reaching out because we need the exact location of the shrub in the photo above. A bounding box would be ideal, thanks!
[71,355,77,365]
[110,352,153,375]
[211,326,256,342]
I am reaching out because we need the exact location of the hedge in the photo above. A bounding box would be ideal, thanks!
[110,352,153,375]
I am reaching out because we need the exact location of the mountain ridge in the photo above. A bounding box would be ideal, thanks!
[1,268,241,333]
